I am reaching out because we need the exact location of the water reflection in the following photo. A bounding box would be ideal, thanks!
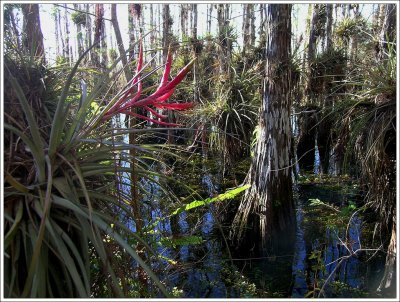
[122,153,386,298]
[291,201,308,297]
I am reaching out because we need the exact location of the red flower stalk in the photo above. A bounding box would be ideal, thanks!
[103,41,195,126]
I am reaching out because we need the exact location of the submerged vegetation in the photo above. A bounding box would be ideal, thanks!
[2,2,397,299]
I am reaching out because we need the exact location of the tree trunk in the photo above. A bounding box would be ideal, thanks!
[4,5,21,50]
[149,4,157,66]
[259,4,266,42]
[316,4,334,174]
[157,4,162,64]
[207,4,213,34]
[191,4,199,104]
[85,4,92,63]
[64,4,71,63]
[378,216,397,293]
[100,11,107,68]
[242,4,250,48]
[297,4,319,172]
[57,9,65,58]
[161,4,175,144]
[306,4,318,98]
[191,4,198,43]
[378,4,396,60]
[162,4,172,58]
[249,4,256,46]
[21,4,45,62]
[180,4,188,40]
[217,4,231,76]
[73,4,84,57]
[349,4,360,63]
[232,4,295,253]
[325,4,333,51]
[111,4,131,81]
[243,4,255,51]
[375,4,396,291]
[93,4,104,67]
[128,4,136,60]
[52,6,60,57]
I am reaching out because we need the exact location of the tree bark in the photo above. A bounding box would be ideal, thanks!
[161,4,175,144]
[297,4,320,172]
[325,4,333,51]
[378,4,396,60]
[111,4,131,81]
[217,4,231,76]
[73,4,84,57]
[207,4,213,34]
[52,6,60,57]
[128,4,136,60]
[232,4,295,253]
[249,4,256,46]
[85,4,92,63]
[259,4,266,42]
[191,4,199,104]
[242,4,250,48]
[92,4,104,67]
[180,4,188,40]
[149,4,157,66]
[162,4,172,58]
[378,216,397,292]
[21,4,45,62]
[191,4,198,43]
[375,4,397,291]
[64,4,71,63]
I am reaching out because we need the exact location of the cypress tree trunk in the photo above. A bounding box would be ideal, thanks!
[217,4,231,76]
[242,4,250,48]
[93,4,104,67]
[232,4,295,253]
[297,4,319,172]
[325,4,333,51]
[207,4,213,34]
[73,4,84,57]
[85,4,92,62]
[21,4,45,62]
[162,4,172,58]
[149,4,157,66]
[249,4,256,46]
[378,4,396,60]
[180,4,188,40]
[53,6,60,57]
[191,4,199,104]
[191,4,198,42]
[64,4,71,63]
[376,4,396,292]
[100,11,107,68]
[111,4,131,81]
[161,4,175,144]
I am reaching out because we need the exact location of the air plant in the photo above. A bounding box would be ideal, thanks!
[103,41,195,126]
[3,37,196,298]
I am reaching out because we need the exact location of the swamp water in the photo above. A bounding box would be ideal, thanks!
[130,157,390,298]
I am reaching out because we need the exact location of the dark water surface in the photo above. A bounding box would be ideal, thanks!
[135,157,391,298]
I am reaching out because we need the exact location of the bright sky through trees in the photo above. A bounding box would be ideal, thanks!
[9,3,376,64]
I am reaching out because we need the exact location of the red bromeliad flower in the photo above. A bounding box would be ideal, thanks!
[103,41,195,126]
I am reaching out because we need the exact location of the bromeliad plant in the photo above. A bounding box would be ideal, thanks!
[101,42,195,126]
[4,40,194,298]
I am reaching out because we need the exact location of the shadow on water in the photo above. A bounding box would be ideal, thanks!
[127,153,390,298]
[290,183,385,298]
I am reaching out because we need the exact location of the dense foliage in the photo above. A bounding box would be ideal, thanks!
[2,3,397,299]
